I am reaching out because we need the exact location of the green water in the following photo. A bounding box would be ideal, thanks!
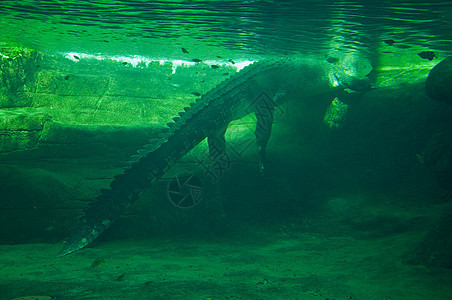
[1,0,452,59]
[1,1,452,299]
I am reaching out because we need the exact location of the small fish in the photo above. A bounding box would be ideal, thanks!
[122,61,128,65]
[73,55,80,60]
[91,258,105,267]
[103,40,109,43]
[217,55,223,59]
[228,59,235,64]
[64,75,71,80]
[326,56,339,64]
[36,64,40,68]
[418,51,435,61]
[383,39,395,46]
[181,47,189,54]
[192,58,202,63]
[116,273,126,281]
[222,72,229,76]
[211,64,219,69]
[191,92,201,96]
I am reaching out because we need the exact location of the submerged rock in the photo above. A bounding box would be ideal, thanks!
[409,210,452,269]
[426,57,452,104]
[419,133,452,191]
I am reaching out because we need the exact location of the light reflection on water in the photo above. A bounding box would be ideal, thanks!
[0,0,451,60]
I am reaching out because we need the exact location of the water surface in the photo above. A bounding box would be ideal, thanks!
[1,0,451,60]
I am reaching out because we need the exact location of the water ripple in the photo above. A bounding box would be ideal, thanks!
[0,0,451,59]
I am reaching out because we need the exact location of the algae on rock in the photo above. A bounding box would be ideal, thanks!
[0,47,42,108]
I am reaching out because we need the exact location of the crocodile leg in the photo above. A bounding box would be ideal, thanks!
[254,101,275,174]
[207,124,228,161]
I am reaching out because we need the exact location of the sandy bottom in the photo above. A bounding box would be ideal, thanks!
[1,225,451,300]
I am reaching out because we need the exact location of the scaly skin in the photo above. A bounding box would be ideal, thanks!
[58,57,370,256]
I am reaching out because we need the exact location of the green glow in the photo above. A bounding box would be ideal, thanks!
[323,97,348,129]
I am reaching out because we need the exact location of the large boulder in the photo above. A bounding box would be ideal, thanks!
[426,57,452,104]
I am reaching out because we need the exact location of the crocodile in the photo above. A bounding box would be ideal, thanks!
[58,56,370,257]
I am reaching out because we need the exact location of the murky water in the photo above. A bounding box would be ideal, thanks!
[1,0,451,59]
[1,2,452,299]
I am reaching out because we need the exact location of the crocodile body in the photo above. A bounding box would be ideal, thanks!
[58,57,369,256]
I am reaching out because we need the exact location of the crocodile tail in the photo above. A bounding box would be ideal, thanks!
[57,149,164,257]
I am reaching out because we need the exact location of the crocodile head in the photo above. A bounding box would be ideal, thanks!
[332,57,373,92]
[336,73,371,92]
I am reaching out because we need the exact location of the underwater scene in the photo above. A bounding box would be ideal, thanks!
[1,0,452,299]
